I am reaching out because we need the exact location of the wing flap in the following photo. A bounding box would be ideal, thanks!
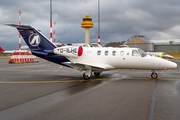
[63,62,115,71]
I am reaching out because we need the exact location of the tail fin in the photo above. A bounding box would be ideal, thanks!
[0,46,5,53]
[5,24,69,65]
[6,24,56,51]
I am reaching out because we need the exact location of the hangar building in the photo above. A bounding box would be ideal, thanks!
[151,39,180,52]
[124,35,154,51]
[124,35,180,52]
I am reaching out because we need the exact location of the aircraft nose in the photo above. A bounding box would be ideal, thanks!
[168,61,177,69]
[172,62,177,68]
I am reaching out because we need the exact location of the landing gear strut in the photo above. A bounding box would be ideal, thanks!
[151,71,158,79]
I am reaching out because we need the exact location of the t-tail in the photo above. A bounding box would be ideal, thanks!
[6,24,69,66]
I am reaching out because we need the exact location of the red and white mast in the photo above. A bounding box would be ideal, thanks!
[50,0,53,42]
[17,10,22,49]
[98,0,100,45]
[53,21,56,42]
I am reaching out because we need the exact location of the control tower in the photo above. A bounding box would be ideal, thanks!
[81,15,94,47]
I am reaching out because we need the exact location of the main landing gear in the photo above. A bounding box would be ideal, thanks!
[83,72,101,80]
[83,73,90,80]
[151,71,158,79]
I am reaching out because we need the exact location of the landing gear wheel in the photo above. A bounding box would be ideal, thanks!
[151,72,158,79]
[83,73,90,80]
[94,72,101,76]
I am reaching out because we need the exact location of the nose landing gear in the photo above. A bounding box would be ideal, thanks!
[150,71,159,79]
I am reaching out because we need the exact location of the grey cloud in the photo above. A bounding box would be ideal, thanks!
[1,0,180,49]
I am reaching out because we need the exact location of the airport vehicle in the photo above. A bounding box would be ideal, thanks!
[6,24,177,79]
[146,52,174,59]
[0,46,16,54]
[0,46,29,54]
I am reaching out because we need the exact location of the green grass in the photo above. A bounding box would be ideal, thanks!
[0,56,10,59]
[166,52,180,59]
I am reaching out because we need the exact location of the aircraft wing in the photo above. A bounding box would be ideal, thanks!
[63,62,115,72]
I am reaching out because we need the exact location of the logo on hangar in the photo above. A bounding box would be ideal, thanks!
[28,33,41,46]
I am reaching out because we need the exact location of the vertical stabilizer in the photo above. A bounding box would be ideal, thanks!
[0,46,5,53]
[6,24,56,51]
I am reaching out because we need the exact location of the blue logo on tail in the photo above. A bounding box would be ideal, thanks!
[28,33,41,46]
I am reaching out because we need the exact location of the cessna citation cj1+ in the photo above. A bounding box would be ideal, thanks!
[6,24,177,80]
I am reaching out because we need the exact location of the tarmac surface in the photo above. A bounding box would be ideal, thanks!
[0,59,180,120]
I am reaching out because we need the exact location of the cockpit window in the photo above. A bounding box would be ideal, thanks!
[132,50,140,56]
[138,49,146,57]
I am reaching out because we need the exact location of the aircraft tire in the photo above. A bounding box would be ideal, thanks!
[151,72,158,79]
[83,73,90,80]
[94,72,101,76]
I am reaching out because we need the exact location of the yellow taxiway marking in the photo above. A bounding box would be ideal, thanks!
[0,77,179,84]
[158,78,180,81]
[0,78,110,84]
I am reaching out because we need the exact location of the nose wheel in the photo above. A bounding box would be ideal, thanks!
[151,72,158,79]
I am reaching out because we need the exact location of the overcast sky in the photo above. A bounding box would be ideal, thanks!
[1,0,180,49]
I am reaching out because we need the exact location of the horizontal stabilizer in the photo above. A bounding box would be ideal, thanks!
[5,24,33,30]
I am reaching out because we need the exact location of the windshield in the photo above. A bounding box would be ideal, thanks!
[138,49,146,57]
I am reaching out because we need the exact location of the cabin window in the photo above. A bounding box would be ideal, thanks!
[132,50,140,56]
[105,51,109,56]
[97,50,101,55]
[120,51,124,56]
[112,51,116,56]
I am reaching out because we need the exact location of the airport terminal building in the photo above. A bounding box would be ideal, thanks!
[124,35,180,52]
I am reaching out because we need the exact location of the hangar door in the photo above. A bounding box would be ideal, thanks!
[154,45,180,52]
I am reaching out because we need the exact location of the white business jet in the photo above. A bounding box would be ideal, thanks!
[54,45,177,79]
[6,24,177,80]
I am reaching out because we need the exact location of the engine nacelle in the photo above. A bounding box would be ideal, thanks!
[54,46,83,57]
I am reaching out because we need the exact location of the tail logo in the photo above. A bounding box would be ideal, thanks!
[28,33,41,46]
